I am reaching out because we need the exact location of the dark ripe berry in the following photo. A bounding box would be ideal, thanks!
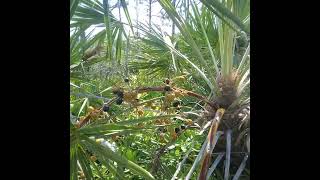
[103,104,110,112]
[158,127,164,132]
[172,101,180,107]
[116,98,123,105]
[117,91,124,98]
[164,85,171,91]
[124,78,129,83]
[175,127,180,133]
[180,125,186,130]
[165,79,170,84]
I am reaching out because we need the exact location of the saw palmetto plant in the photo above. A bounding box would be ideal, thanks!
[70,0,250,179]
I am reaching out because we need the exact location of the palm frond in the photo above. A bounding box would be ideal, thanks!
[232,154,249,180]
[224,129,232,180]
[206,152,225,179]
[80,135,155,179]
[200,0,249,34]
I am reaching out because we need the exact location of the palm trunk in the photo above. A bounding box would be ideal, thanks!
[135,0,139,37]
[172,0,176,36]
[149,0,152,31]
[118,0,121,22]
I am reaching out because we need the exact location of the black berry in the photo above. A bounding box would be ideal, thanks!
[117,91,124,98]
[164,85,171,91]
[124,78,129,83]
[175,127,180,133]
[180,125,186,129]
[116,98,123,105]
[173,101,180,107]
[158,127,164,132]
[103,104,110,112]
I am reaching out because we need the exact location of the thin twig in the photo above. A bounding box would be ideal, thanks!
[135,86,217,109]
[76,97,117,128]
[76,86,216,128]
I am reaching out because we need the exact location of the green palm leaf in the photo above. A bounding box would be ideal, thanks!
[81,135,155,180]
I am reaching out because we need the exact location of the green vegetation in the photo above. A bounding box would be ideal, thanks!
[70,0,250,179]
